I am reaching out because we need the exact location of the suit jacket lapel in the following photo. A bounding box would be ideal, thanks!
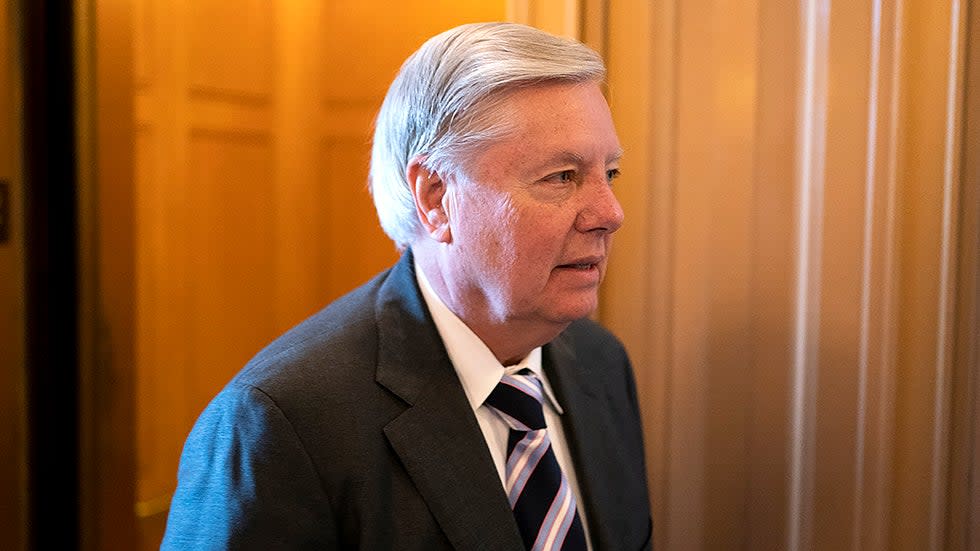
[543,332,621,551]
[375,253,524,551]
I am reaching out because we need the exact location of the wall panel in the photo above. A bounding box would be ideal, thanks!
[947,5,980,549]
[320,139,394,303]
[601,0,973,549]
[185,134,278,411]
[76,0,140,547]
[187,0,275,98]
[811,2,875,549]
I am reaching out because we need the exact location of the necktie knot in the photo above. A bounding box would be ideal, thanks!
[485,369,547,431]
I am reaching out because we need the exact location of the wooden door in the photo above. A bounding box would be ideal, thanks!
[132,1,505,548]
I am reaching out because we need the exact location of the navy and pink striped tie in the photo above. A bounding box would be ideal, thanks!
[485,370,588,551]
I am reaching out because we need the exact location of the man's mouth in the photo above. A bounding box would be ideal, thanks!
[557,256,603,270]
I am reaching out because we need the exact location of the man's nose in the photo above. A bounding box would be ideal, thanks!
[575,176,625,234]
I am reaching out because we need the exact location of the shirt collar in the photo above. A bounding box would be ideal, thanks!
[414,257,564,415]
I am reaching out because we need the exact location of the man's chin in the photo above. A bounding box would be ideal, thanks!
[544,299,600,325]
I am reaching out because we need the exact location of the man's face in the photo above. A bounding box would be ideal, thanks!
[443,81,624,330]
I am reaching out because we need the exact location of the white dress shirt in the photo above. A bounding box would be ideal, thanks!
[414,261,593,548]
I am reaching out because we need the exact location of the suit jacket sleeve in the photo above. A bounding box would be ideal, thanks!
[161,382,335,550]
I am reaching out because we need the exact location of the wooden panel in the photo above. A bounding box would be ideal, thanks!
[510,0,582,37]
[132,4,187,549]
[892,1,966,549]
[271,1,326,329]
[135,127,171,500]
[606,0,765,548]
[321,0,505,101]
[852,2,903,549]
[75,0,140,549]
[185,133,278,413]
[744,2,799,548]
[188,0,275,99]
[134,120,179,548]
[809,2,874,549]
[948,4,980,549]
[133,0,179,511]
[133,0,153,88]
[319,139,396,303]
[188,95,272,135]
[602,0,971,550]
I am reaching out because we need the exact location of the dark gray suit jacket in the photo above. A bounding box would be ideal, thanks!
[162,251,652,550]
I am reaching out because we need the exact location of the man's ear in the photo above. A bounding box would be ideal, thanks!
[407,156,452,243]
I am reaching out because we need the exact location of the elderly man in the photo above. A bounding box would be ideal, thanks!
[162,22,652,550]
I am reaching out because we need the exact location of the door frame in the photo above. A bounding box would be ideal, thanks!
[74,1,138,549]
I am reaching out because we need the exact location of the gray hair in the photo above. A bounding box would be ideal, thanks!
[369,22,606,250]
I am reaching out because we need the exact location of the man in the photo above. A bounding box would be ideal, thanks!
[162,22,651,550]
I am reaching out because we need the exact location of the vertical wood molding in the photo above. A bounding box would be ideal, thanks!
[274,0,322,330]
[855,1,904,549]
[948,3,980,549]
[580,0,607,59]
[853,1,887,548]
[507,0,531,24]
[509,0,582,37]
[77,0,138,549]
[639,2,676,549]
[788,3,830,549]
[928,2,965,549]
[852,1,883,546]
[890,1,966,548]
[133,0,192,535]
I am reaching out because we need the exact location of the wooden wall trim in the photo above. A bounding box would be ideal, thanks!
[788,3,831,549]
[509,0,583,38]
[76,0,138,549]
[948,2,980,549]
[852,2,887,548]
[855,2,903,549]
[929,1,966,547]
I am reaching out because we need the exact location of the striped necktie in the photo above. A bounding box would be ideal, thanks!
[485,370,588,551]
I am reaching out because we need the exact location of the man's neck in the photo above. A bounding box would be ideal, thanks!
[413,250,567,365]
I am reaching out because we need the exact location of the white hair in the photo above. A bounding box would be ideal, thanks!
[369,22,606,250]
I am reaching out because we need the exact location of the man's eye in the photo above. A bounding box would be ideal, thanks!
[606,168,621,182]
[542,170,575,184]
[555,170,575,183]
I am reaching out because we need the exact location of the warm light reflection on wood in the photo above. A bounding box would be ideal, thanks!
[602,0,974,550]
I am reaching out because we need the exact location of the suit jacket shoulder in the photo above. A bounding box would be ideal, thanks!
[163,253,524,550]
